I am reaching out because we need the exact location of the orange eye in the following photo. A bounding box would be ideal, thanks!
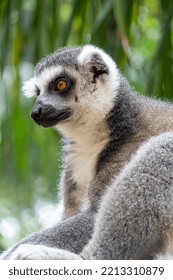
[57,80,68,91]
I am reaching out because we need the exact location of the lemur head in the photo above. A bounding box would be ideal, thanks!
[23,45,120,136]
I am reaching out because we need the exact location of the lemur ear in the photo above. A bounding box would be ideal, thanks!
[89,53,109,80]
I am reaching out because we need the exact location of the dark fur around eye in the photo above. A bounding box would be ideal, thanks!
[48,81,53,91]
[35,86,40,96]
[49,76,72,93]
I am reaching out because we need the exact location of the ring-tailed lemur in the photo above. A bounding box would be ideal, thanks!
[1,45,173,260]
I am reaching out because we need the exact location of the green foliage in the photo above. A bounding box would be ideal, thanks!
[0,0,172,251]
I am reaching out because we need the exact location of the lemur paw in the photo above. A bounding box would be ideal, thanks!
[9,244,82,260]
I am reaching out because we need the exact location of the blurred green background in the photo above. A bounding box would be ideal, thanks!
[0,0,173,252]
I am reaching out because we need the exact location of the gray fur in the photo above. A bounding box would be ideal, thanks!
[1,45,173,259]
[1,210,94,259]
[96,78,139,173]
[82,132,173,259]
[61,168,82,217]
[35,46,82,74]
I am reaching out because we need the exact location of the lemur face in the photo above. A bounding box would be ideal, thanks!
[23,45,120,129]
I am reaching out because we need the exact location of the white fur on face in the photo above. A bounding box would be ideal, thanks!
[23,45,120,108]
[77,45,120,115]
[22,77,37,98]
[22,66,63,98]
[22,45,121,137]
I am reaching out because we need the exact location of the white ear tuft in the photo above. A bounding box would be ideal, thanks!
[78,45,117,70]
[78,45,98,65]
[78,44,120,93]
[22,77,37,98]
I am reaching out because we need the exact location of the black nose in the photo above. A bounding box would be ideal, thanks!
[31,105,42,121]
[31,102,72,127]
[31,102,59,127]
[31,102,53,123]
